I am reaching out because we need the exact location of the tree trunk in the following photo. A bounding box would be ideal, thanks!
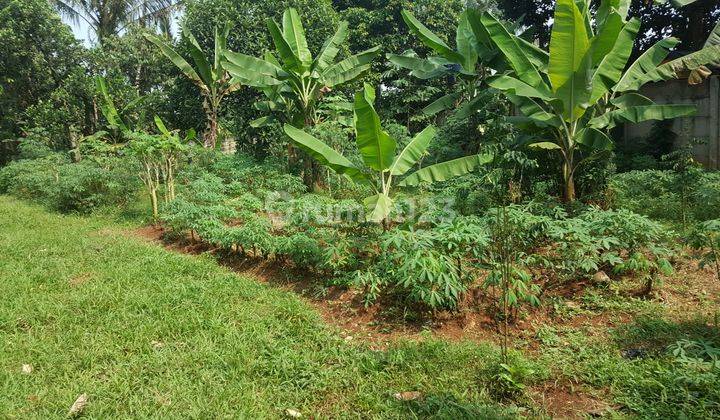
[204,111,218,149]
[150,187,159,219]
[69,128,81,163]
[563,159,576,202]
[203,96,219,149]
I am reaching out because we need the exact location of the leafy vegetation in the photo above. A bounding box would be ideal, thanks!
[2,0,720,416]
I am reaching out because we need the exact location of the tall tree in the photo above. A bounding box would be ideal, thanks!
[146,23,241,149]
[334,0,467,128]
[223,7,380,187]
[0,0,91,163]
[50,0,180,44]
[169,0,339,156]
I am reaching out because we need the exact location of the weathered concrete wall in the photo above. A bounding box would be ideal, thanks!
[623,75,720,169]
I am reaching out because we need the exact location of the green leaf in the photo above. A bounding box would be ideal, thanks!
[705,18,720,48]
[250,116,276,128]
[266,18,302,73]
[577,127,613,151]
[214,22,231,78]
[456,11,478,72]
[518,38,549,71]
[222,52,284,87]
[614,37,680,92]
[364,194,393,223]
[480,13,545,88]
[390,126,435,176]
[634,44,720,87]
[313,21,348,72]
[353,84,396,172]
[322,47,380,87]
[548,0,592,121]
[610,93,654,108]
[597,0,631,28]
[387,53,448,79]
[95,77,127,132]
[154,115,170,135]
[401,10,464,65]
[507,95,562,128]
[422,92,462,116]
[454,91,494,119]
[283,124,368,184]
[591,12,623,65]
[144,33,204,87]
[181,23,213,86]
[590,18,640,103]
[589,104,696,129]
[282,8,312,70]
[488,74,552,99]
[528,141,561,150]
[653,0,701,6]
[399,154,492,187]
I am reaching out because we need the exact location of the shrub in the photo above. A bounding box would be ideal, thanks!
[609,170,720,222]
[688,219,720,283]
[369,217,491,309]
[0,155,138,213]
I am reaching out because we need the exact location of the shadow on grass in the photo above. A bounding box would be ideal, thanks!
[400,393,517,420]
[612,313,719,355]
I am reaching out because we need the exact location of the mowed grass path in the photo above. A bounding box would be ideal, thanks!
[0,196,511,418]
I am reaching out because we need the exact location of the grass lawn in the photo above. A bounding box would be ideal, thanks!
[0,196,516,418]
[2,195,719,419]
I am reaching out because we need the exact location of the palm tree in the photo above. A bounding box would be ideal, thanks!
[50,0,180,44]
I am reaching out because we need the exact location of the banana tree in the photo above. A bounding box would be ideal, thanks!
[283,83,491,228]
[387,9,546,118]
[222,8,380,186]
[145,22,240,149]
[479,0,710,202]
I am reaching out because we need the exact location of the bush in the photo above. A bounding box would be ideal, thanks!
[0,155,138,213]
[367,217,491,309]
[609,170,720,222]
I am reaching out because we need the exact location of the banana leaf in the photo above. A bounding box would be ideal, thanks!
[399,154,492,187]
[282,8,312,70]
[390,126,435,176]
[353,84,396,171]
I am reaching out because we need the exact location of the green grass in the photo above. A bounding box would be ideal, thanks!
[4,195,719,419]
[0,196,517,418]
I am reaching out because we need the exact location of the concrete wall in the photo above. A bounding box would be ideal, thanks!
[622,75,720,169]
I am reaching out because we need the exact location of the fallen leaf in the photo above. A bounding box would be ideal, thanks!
[68,393,88,416]
[394,391,422,401]
[151,340,164,350]
[21,364,33,374]
[285,408,302,418]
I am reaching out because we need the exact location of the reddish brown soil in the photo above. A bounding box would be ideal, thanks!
[531,382,615,419]
[130,225,720,419]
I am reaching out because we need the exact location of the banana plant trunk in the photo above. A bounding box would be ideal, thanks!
[203,96,220,149]
[300,108,322,190]
[562,159,576,203]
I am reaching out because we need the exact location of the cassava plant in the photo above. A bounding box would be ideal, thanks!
[478,0,720,201]
[690,220,720,284]
[145,23,240,149]
[222,8,380,187]
[283,83,492,228]
[127,116,193,218]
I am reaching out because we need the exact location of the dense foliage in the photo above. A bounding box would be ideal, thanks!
[1,0,720,416]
